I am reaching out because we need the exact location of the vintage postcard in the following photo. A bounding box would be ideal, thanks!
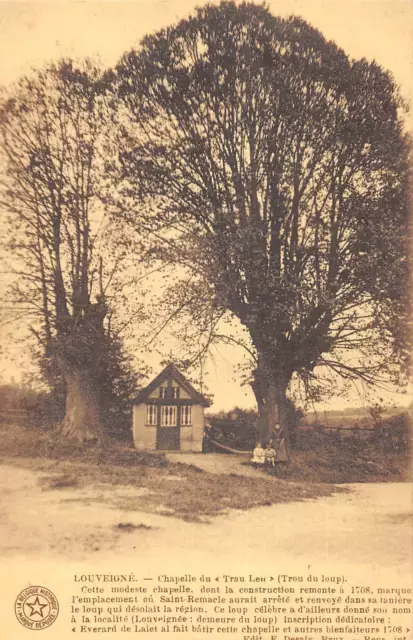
[0,1,412,639]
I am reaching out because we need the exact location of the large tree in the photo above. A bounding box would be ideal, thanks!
[0,59,143,442]
[114,2,410,449]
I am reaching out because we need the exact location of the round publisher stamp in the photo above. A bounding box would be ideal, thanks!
[15,586,59,630]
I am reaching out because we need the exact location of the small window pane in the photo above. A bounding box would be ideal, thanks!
[181,406,192,426]
[146,405,157,425]
[161,405,177,427]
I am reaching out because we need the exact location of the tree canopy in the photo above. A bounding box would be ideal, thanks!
[114,1,410,445]
[0,59,146,442]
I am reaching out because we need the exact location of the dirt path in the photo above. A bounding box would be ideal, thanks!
[166,451,259,477]
[0,463,411,573]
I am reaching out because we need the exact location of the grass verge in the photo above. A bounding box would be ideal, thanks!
[0,423,347,521]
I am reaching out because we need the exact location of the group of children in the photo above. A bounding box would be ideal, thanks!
[251,423,286,466]
[252,441,276,466]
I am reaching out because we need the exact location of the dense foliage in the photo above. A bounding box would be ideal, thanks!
[114,1,410,445]
[0,60,146,441]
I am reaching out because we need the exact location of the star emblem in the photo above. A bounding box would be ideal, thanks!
[25,596,48,618]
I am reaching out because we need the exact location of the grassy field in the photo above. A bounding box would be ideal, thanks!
[302,406,406,428]
[0,421,410,523]
[261,442,410,483]
[267,411,411,483]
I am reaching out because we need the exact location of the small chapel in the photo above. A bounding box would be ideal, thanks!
[132,364,209,452]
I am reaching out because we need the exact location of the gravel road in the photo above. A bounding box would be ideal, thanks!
[0,463,411,571]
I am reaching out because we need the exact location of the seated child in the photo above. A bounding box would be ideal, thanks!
[252,443,265,465]
[264,442,276,467]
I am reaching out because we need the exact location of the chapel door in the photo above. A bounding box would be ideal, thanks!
[156,405,180,451]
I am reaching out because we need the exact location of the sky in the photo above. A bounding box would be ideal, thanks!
[0,0,412,412]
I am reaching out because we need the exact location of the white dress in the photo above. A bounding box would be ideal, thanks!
[252,446,265,464]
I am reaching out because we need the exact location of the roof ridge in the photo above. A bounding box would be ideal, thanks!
[134,364,210,407]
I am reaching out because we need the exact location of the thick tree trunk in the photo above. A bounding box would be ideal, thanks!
[252,356,291,459]
[55,297,108,443]
[275,385,291,456]
[258,383,290,460]
[260,380,278,443]
[60,368,104,443]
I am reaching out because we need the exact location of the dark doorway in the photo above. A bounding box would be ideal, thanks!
[156,426,180,451]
